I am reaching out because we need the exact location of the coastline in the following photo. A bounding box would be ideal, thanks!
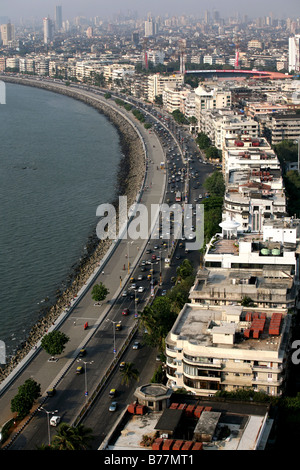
[0,78,146,382]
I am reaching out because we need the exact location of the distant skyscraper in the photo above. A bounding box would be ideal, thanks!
[43,16,53,44]
[145,16,158,37]
[289,35,300,73]
[0,22,15,46]
[55,5,62,31]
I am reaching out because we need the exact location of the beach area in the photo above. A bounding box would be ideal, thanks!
[0,79,146,382]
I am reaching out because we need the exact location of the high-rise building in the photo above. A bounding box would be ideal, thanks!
[55,5,62,31]
[288,34,300,73]
[43,16,53,44]
[145,15,158,37]
[0,23,15,46]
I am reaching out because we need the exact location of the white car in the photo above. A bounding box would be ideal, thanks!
[138,286,145,293]
[50,415,61,427]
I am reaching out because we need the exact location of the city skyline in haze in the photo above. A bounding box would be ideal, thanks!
[1,0,299,23]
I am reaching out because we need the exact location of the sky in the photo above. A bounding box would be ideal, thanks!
[1,0,299,22]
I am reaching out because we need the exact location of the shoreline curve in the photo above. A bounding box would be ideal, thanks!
[0,76,147,383]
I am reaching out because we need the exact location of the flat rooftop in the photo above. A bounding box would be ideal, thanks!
[170,303,288,352]
[104,397,271,451]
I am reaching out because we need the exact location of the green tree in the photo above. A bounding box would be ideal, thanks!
[203,170,225,197]
[11,378,41,419]
[91,282,109,302]
[141,297,177,351]
[196,132,211,149]
[50,422,93,450]
[176,259,193,280]
[120,362,140,387]
[41,331,69,357]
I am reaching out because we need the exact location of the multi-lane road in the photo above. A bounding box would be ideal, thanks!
[0,79,214,449]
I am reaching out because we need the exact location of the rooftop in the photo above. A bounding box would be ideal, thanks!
[103,395,272,451]
[168,303,290,353]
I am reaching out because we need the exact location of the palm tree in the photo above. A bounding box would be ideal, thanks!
[51,422,94,450]
[120,362,139,387]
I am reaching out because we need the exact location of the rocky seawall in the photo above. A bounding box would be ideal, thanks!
[0,77,146,381]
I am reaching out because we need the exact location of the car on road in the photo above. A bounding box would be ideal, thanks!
[119,361,126,371]
[76,366,83,374]
[122,308,129,316]
[46,387,56,397]
[132,341,140,350]
[50,415,61,427]
[78,348,86,357]
[109,388,116,398]
[115,322,122,331]
[137,286,145,293]
[137,274,143,281]
[122,290,128,297]
[109,402,118,412]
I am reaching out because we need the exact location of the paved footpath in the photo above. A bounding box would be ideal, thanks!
[0,87,167,433]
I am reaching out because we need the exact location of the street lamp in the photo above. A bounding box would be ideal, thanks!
[37,406,58,446]
[106,318,117,354]
[77,358,94,400]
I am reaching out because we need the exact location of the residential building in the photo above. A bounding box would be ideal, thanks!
[147,73,184,103]
[0,23,15,46]
[165,303,292,397]
[288,34,300,73]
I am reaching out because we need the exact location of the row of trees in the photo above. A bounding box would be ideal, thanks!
[196,132,222,161]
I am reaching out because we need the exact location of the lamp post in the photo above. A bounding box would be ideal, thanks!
[77,358,94,400]
[38,406,58,446]
[106,318,117,354]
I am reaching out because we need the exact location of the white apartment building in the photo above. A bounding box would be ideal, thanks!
[5,57,19,70]
[19,57,35,74]
[194,84,231,127]
[204,218,299,275]
[288,34,300,73]
[222,136,280,181]
[102,63,135,82]
[162,85,182,113]
[165,303,292,397]
[198,110,259,150]
[147,73,184,103]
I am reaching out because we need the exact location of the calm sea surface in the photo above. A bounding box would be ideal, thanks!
[0,83,122,358]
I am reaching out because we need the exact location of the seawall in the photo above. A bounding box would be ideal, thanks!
[0,77,146,382]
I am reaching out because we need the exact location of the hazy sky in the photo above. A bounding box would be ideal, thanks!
[1,0,299,22]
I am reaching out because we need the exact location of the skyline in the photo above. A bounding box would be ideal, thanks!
[1,0,300,23]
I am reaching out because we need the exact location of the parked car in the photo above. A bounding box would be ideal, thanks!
[46,388,56,397]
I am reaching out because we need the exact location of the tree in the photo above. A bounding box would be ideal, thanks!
[50,422,93,450]
[196,132,211,150]
[120,362,140,387]
[203,171,225,197]
[176,259,193,280]
[41,331,69,357]
[11,378,41,419]
[91,282,109,302]
[140,296,177,351]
